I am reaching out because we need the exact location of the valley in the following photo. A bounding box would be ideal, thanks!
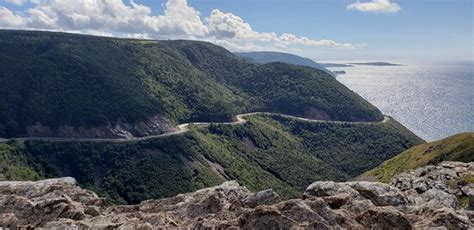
[0,30,425,205]
[1,114,421,204]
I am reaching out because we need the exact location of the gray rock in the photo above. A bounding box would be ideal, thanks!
[464,186,474,210]
[26,114,176,138]
[242,189,280,208]
[304,181,360,198]
[391,161,474,210]
[0,162,472,229]
[419,189,458,209]
[355,206,412,230]
[346,181,409,206]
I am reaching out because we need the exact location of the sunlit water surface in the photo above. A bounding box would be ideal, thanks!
[327,62,473,141]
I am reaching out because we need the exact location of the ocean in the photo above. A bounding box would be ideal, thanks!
[327,62,473,141]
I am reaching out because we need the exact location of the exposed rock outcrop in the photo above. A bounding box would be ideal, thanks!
[0,162,473,229]
[391,161,474,210]
[26,114,175,138]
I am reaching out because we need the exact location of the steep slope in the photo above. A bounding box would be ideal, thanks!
[0,30,382,138]
[1,115,422,204]
[0,30,425,206]
[361,132,474,182]
[234,51,333,75]
[0,143,42,181]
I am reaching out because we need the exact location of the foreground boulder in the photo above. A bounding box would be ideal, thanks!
[0,162,473,229]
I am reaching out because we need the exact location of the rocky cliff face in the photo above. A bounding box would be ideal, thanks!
[25,114,175,138]
[0,162,472,229]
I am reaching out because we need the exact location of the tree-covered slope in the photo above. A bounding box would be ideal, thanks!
[361,132,474,183]
[0,143,42,181]
[1,115,422,204]
[0,30,382,138]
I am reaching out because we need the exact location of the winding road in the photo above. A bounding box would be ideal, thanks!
[0,112,390,143]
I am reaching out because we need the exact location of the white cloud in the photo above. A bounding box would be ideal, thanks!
[0,7,28,27]
[278,33,363,49]
[206,9,275,42]
[5,0,29,6]
[0,0,366,53]
[0,0,207,36]
[155,0,208,36]
[206,10,362,50]
[347,0,401,13]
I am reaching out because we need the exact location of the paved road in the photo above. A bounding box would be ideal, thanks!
[0,112,390,143]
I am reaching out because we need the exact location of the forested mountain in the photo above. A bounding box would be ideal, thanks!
[361,132,474,182]
[0,30,381,138]
[0,30,425,205]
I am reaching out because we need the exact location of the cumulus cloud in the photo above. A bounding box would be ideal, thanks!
[347,0,401,13]
[5,0,29,6]
[0,7,28,27]
[155,0,208,36]
[0,0,366,53]
[205,10,363,50]
[0,0,207,36]
[206,9,275,41]
[278,33,363,49]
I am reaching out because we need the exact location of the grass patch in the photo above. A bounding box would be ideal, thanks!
[362,133,474,183]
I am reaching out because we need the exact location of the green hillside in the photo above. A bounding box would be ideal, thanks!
[0,30,425,205]
[0,143,42,181]
[1,115,422,204]
[361,132,474,183]
[0,30,382,138]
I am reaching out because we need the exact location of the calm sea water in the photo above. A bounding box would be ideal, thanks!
[327,62,473,141]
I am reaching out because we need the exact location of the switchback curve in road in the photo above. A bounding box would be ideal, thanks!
[0,112,390,143]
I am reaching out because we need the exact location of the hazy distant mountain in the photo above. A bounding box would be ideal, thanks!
[320,63,354,68]
[349,62,402,66]
[235,51,334,76]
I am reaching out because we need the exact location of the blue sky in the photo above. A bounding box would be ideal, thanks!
[1,0,472,62]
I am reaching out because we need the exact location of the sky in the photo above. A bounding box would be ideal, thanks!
[0,0,472,62]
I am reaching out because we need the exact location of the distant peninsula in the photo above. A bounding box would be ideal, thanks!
[349,62,403,66]
[320,63,354,68]
[332,70,346,75]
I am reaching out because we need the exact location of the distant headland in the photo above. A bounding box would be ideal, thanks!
[320,63,354,68]
[349,62,403,66]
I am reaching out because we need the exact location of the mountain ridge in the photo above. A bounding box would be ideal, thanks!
[0,29,424,205]
[0,29,383,138]
[234,51,334,75]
